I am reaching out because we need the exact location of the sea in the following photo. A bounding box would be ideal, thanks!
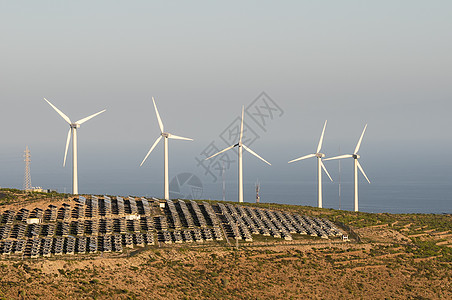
[178,180,451,215]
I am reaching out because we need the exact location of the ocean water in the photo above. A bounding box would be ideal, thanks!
[198,180,452,215]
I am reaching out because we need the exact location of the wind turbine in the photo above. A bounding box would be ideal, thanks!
[288,120,333,208]
[205,106,271,203]
[44,98,106,195]
[324,124,370,212]
[140,97,193,200]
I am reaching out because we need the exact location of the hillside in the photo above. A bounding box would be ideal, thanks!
[0,189,451,299]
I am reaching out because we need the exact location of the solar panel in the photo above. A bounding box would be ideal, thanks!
[77,196,86,205]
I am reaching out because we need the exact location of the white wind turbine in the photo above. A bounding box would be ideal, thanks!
[288,120,333,208]
[324,124,370,212]
[140,97,193,200]
[205,106,271,203]
[44,98,106,195]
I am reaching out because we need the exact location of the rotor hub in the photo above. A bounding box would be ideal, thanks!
[70,124,80,129]
[316,153,325,158]
[353,154,360,159]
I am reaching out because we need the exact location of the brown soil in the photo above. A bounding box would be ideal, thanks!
[0,237,450,299]
[354,227,411,244]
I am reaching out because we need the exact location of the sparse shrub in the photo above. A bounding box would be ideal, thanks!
[220,277,229,286]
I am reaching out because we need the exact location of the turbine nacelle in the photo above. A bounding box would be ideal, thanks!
[353,154,360,159]
[316,153,325,158]
[70,124,80,129]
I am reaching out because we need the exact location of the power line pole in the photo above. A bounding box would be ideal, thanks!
[255,179,260,203]
[23,146,32,191]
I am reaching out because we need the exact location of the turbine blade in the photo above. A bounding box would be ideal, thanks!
[321,160,333,182]
[239,106,244,144]
[44,98,72,124]
[167,133,193,141]
[152,97,164,133]
[63,128,71,167]
[205,144,236,161]
[357,160,371,183]
[316,120,327,153]
[242,144,271,165]
[140,136,162,166]
[288,153,316,164]
[354,124,368,154]
[324,154,353,161]
[75,109,106,125]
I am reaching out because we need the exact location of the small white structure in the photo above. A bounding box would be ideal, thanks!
[26,218,41,224]
[125,214,141,220]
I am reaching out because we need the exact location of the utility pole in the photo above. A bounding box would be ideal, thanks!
[255,179,260,203]
[23,146,32,191]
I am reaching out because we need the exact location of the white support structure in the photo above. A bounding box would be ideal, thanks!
[354,158,359,211]
[163,136,169,200]
[72,126,78,195]
[238,143,243,202]
[317,157,323,208]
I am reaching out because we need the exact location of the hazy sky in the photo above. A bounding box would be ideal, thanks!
[1,1,451,205]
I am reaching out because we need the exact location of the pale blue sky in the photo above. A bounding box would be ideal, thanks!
[1,1,451,210]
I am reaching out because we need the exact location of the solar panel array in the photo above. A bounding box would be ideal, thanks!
[0,197,344,258]
[115,197,125,215]
[216,203,343,241]
[140,198,151,216]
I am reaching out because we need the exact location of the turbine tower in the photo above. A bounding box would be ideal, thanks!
[44,98,106,195]
[140,97,193,200]
[325,124,370,212]
[206,106,271,203]
[288,120,333,208]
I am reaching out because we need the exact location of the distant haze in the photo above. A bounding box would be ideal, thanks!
[1,1,451,213]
